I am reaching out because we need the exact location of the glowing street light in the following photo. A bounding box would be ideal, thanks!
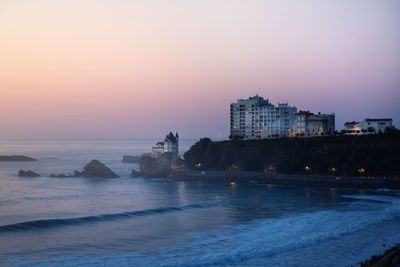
[328,167,337,175]
[357,168,366,176]
[304,165,312,173]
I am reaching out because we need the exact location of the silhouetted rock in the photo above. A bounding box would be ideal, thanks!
[122,155,141,163]
[49,161,118,178]
[79,160,119,178]
[139,152,173,178]
[172,157,186,170]
[18,170,40,177]
[0,155,36,161]
[130,169,141,178]
[49,173,78,178]
[361,244,400,266]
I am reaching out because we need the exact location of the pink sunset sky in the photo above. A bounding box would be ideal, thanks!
[0,0,399,140]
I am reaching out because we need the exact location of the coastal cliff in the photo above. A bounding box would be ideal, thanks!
[138,152,173,178]
[184,132,400,177]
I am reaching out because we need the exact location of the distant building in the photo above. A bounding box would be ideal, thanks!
[230,95,335,140]
[344,121,363,135]
[152,132,179,160]
[344,118,393,135]
[294,111,335,137]
[230,95,297,140]
[361,118,393,133]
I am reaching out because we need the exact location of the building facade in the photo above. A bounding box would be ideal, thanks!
[344,118,393,135]
[230,95,335,140]
[230,95,297,140]
[293,111,335,137]
[360,118,393,133]
[344,121,363,135]
[152,132,179,159]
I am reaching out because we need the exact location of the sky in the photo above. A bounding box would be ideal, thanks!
[0,0,399,140]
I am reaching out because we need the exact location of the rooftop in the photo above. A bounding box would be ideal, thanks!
[364,118,393,122]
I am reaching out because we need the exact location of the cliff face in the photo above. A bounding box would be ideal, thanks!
[183,132,400,177]
[139,152,173,178]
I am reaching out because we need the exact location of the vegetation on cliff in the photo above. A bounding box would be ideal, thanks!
[184,130,400,177]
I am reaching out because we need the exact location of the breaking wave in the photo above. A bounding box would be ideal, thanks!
[0,203,212,233]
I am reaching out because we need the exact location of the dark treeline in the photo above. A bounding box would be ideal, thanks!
[184,130,400,177]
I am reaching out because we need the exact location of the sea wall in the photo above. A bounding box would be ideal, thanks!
[171,170,400,189]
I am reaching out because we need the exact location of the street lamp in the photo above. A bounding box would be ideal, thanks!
[304,165,312,173]
[328,167,337,175]
[357,168,366,176]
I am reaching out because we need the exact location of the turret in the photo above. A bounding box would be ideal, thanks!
[175,132,179,159]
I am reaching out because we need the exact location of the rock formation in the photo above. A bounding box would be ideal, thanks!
[77,160,119,178]
[18,170,40,177]
[49,160,119,178]
[49,171,80,178]
[139,152,173,178]
[130,169,141,178]
[0,155,36,161]
[122,155,141,163]
[361,245,400,267]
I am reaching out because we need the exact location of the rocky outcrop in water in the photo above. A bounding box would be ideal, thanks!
[49,160,119,178]
[122,155,141,163]
[77,160,119,178]
[18,170,40,177]
[139,152,173,178]
[130,169,141,178]
[49,171,81,178]
[0,155,36,161]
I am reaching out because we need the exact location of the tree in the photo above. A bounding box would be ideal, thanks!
[367,127,375,134]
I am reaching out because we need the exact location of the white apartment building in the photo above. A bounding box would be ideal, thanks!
[230,95,297,139]
[360,118,393,133]
[344,118,393,134]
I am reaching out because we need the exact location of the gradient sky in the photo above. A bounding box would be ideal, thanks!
[1,0,399,140]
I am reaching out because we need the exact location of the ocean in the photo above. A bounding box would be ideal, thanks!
[0,139,399,267]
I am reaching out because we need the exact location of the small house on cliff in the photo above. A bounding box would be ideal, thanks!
[152,132,179,160]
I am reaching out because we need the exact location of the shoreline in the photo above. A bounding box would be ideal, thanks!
[361,244,400,266]
[171,170,400,189]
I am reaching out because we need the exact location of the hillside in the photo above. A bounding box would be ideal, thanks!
[184,131,400,177]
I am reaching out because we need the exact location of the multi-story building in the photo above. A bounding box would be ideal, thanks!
[230,95,297,140]
[344,121,363,135]
[294,111,335,137]
[344,118,393,135]
[230,95,335,140]
[360,118,393,133]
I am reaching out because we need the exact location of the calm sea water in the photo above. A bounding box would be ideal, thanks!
[0,140,399,267]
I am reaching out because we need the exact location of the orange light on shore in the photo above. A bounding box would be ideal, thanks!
[328,167,338,175]
[357,168,366,176]
[305,165,312,172]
